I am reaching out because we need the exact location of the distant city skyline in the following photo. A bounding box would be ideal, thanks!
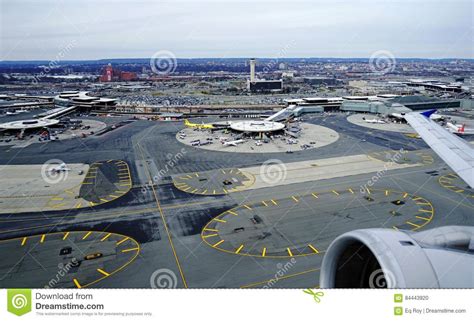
[1,0,473,61]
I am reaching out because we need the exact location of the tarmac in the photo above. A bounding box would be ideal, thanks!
[0,113,472,288]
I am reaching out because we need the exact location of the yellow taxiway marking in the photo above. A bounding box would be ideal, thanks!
[97,269,110,277]
[415,216,430,221]
[291,196,299,203]
[182,187,191,192]
[308,244,319,254]
[227,210,238,216]
[82,231,92,240]
[366,188,371,195]
[405,221,421,228]
[262,201,268,207]
[203,234,219,238]
[287,248,293,257]
[213,190,216,195]
[203,228,218,232]
[117,237,129,245]
[100,198,109,203]
[101,233,112,242]
[121,247,139,253]
[223,189,228,194]
[419,209,433,213]
[73,279,82,289]
[194,173,199,177]
[311,192,319,198]
[262,247,267,257]
[416,201,431,206]
[403,192,408,198]
[392,226,399,231]
[214,218,226,223]
[191,189,198,193]
[21,237,27,246]
[75,202,82,209]
[221,170,226,174]
[244,205,252,210]
[202,189,208,194]
[235,244,244,254]
[270,199,278,205]
[40,234,46,243]
[51,197,64,201]
[212,240,224,248]
[348,188,354,194]
[385,190,389,196]
[63,232,70,240]
[332,190,340,196]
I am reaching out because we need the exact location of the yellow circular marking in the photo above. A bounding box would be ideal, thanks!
[438,173,474,198]
[173,168,255,195]
[201,188,434,258]
[0,231,140,288]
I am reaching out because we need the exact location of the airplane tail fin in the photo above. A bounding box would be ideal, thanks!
[421,109,437,118]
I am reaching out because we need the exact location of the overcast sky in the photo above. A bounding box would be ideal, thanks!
[1,0,472,60]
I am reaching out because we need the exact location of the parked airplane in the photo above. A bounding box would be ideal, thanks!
[362,117,385,124]
[222,139,245,147]
[183,119,214,129]
[445,122,474,135]
[49,163,71,173]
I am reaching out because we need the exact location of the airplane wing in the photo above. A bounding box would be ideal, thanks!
[405,110,474,188]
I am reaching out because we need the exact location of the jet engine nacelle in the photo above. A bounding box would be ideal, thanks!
[320,226,474,288]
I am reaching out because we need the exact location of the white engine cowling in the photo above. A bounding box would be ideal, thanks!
[320,226,474,288]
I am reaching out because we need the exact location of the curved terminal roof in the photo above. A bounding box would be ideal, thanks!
[0,119,59,130]
[230,120,285,133]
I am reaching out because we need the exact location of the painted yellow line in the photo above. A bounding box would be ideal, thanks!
[194,173,199,177]
[221,170,226,174]
[119,184,131,187]
[385,190,389,196]
[392,226,399,231]
[311,192,319,198]
[109,195,119,199]
[366,188,371,195]
[21,237,27,246]
[405,221,421,228]
[271,199,278,205]
[262,200,268,207]
[182,187,191,192]
[191,189,198,193]
[51,197,64,201]
[97,269,110,277]
[287,248,293,257]
[63,232,70,240]
[416,202,431,205]
[82,231,92,240]
[223,189,228,194]
[73,279,82,289]
[89,202,96,206]
[412,197,422,201]
[262,247,267,257]
[121,247,139,253]
[214,218,226,223]
[235,244,244,254]
[419,209,433,213]
[227,210,238,216]
[82,182,94,185]
[203,233,219,238]
[203,228,218,232]
[213,190,216,195]
[101,233,112,242]
[308,244,319,254]
[186,175,193,179]
[117,237,129,245]
[455,189,464,193]
[332,190,340,196]
[75,202,82,209]
[348,188,354,194]
[40,234,46,243]
[244,205,252,210]
[403,192,408,198]
[212,240,224,248]
[415,216,430,221]
[202,189,208,194]
[100,198,109,203]
[291,196,299,203]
